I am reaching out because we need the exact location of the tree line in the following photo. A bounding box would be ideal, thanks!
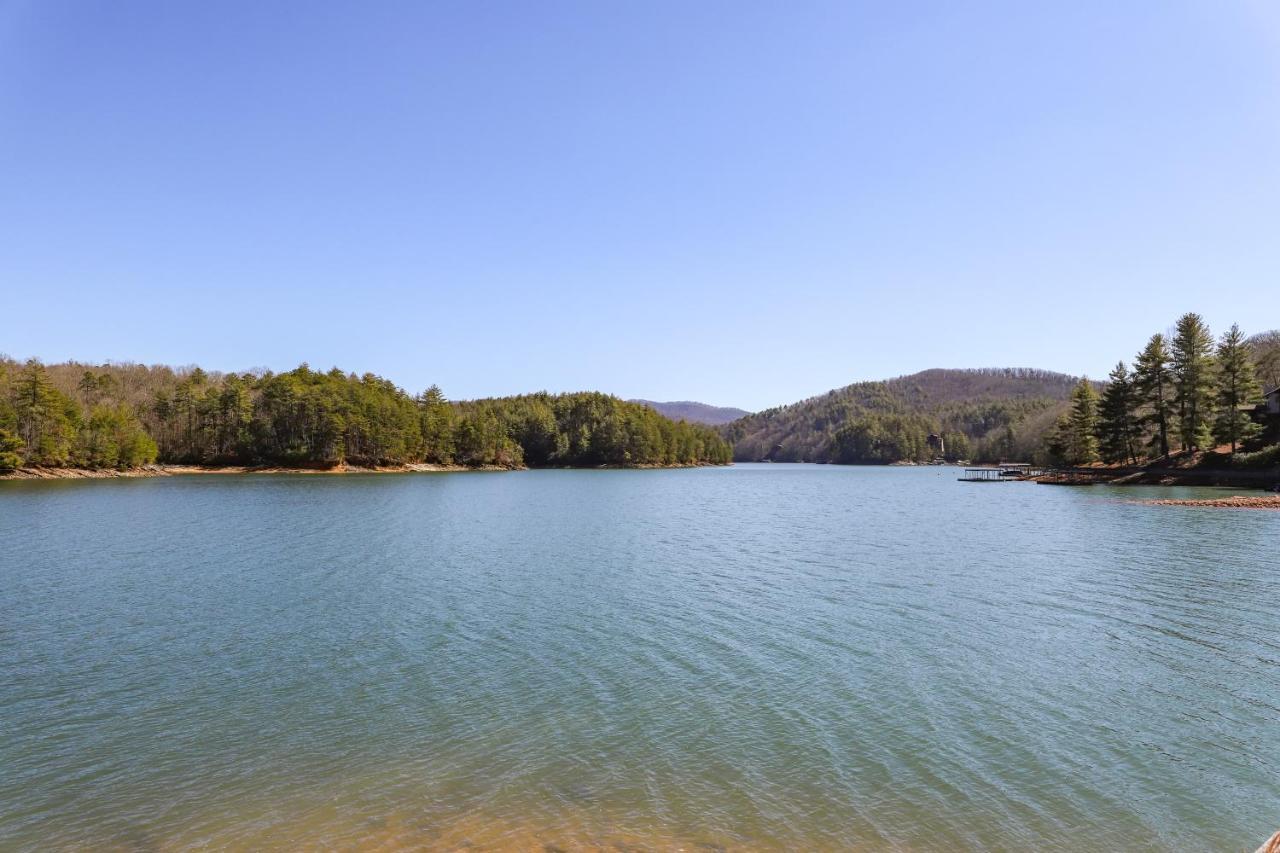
[1047,313,1275,466]
[0,360,732,471]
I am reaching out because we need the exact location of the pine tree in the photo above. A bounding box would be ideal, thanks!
[214,375,254,461]
[0,427,22,471]
[1058,378,1099,464]
[418,385,456,463]
[1096,361,1140,464]
[1133,333,1174,458]
[14,360,76,466]
[1214,323,1262,453]
[1170,313,1216,451]
[1046,414,1071,465]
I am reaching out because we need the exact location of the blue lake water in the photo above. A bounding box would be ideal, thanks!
[1,465,1277,850]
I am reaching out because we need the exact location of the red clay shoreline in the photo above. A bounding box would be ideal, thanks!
[0,463,499,480]
[0,461,728,480]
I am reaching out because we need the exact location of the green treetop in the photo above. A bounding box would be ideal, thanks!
[0,427,22,471]
[1133,333,1175,459]
[1213,323,1263,453]
[1170,313,1217,452]
[1096,361,1140,464]
[14,360,77,466]
[1049,378,1099,465]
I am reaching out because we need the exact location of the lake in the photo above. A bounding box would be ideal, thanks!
[1,465,1277,851]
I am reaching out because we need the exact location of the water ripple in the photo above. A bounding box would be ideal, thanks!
[1,467,1278,851]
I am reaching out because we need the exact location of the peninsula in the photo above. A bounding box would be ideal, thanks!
[0,360,733,477]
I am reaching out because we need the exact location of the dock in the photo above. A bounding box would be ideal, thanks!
[958,464,1046,482]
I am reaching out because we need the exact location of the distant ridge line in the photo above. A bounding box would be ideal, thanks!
[631,400,751,426]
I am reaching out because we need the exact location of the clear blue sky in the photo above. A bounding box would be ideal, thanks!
[2,1,1278,411]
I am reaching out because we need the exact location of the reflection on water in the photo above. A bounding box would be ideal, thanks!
[1,466,1278,851]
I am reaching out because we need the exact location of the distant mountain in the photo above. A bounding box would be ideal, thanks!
[631,400,751,426]
[721,368,1081,464]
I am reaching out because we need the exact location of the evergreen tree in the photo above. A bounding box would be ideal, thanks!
[1096,361,1140,464]
[77,370,115,408]
[1170,313,1217,451]
[1048,380,1100,465]
[942,431,969,462]
[1046,414,1071,465]
[453,408,522,466]
[417,385,456,463]
[213,375,254,461]
[0,427,22,471]
[1213,323,1263,453]
[14,360,77,466]
[1133,334,1174,458]
[1068,378,1099,463]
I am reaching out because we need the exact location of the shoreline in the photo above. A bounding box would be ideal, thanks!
[1134,495,1280,509]
[0,461,729,481]
[754,458,1280,489]
[1033,466,1280,489]
[0,463,513,480]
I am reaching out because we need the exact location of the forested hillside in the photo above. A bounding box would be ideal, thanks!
[0,359,731,471]
[722,368,1080,464]
[631,400,750,426]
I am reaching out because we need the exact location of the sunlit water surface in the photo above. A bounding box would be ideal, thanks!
[2,465,1278,851]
